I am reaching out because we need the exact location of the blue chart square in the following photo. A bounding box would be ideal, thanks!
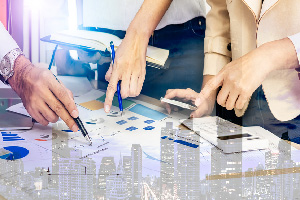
[126,126,138,131]
[116,120,127,125]
[129,104,167,121]
[128,116,139,121]
[144,126,155,131]
[144,120,155,124]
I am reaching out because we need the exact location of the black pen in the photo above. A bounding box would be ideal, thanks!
[48,45,92,145]
[74,117,92,145]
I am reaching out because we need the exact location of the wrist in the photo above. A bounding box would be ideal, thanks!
[0,48,23,83]
[7,55,34,93]
[126,23,152,46]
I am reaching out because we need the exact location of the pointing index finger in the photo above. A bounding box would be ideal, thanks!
[104,68,120,113]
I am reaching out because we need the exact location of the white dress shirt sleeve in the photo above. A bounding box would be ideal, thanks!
[0,22,19,62]
[82,0,206,31]
[288,32,300,66]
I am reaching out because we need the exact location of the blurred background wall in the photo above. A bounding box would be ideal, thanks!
[0,0,7,29]
[1,0,73,64]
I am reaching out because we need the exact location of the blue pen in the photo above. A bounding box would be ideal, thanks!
[110,41,123,115]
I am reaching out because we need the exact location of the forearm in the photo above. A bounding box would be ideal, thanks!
[126,0,172,41]
[265,37,300,70]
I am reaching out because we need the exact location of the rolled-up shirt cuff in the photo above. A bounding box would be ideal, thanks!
[0,22,19,62]
[288,32,300,66]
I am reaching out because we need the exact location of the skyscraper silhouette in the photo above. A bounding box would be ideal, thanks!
[131,144,142,199]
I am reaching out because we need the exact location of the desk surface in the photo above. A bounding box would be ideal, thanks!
[0,82,300,200]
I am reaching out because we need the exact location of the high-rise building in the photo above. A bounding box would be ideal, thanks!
[131,144,142,199]
[106,154,128,199]
[160,122,175,199]
[58,150,96,200]
[50,124,72,193]
[210,146,242,199]
[97,157,116,199]
[174,129,200,199]
[210,120,243,200]
[274,139,294,199]
[123,155,132,197]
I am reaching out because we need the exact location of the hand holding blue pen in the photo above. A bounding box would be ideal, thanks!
[110,41,124,115]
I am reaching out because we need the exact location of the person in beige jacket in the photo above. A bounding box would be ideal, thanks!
[164,0,300,137]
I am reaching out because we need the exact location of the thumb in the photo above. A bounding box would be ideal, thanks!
[195,74,224,106]
[190,106,209,118]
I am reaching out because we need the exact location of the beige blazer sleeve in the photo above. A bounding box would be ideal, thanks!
[204,0,232,75]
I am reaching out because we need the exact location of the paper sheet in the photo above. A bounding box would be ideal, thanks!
[75,89,172,121]
[6,102,31,117]
[0,123,52,171]
[47,88,185,162]
[79,100,104,111]
[74,89,105,104]
[0,81,10,89]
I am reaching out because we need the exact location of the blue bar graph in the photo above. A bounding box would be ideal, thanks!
[1,132,24,142]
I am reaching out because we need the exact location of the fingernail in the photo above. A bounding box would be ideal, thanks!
[105,105,110,113]
[195,98,201,106]
[72,124,78,132]
[167,108,171,115]
[71,110,79,118]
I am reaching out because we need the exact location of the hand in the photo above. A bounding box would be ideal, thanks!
[196,38,299,110]
[8,55,79,132]
[104,30,148,113]
[163,88,215,118]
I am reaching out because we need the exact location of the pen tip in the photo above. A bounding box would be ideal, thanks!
[85,135,92,146]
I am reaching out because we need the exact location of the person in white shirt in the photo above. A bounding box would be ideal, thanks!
[0,22,80,132]
[57,0,207,113]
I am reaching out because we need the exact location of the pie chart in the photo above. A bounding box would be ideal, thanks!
[0,146,29,160]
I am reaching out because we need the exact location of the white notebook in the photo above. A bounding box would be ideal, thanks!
[49,30,170,69]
